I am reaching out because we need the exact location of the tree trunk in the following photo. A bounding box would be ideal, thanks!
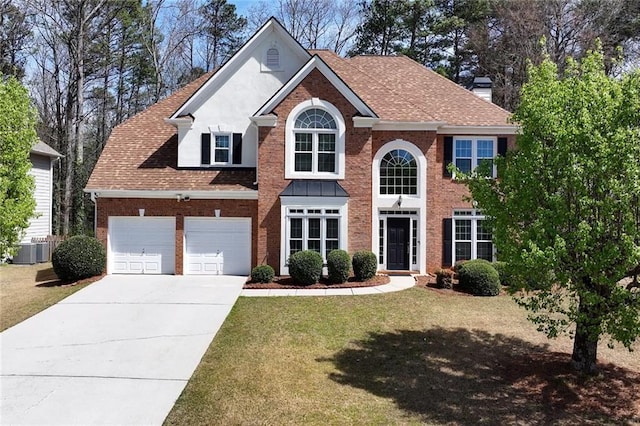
[571,319,599,374]
[571,285,601,375]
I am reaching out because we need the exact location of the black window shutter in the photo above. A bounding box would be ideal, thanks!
[443,218,453,267]
[497,137,508,157]
[201,133,211,165]
[232,133,242,164]
[443,136,453,177]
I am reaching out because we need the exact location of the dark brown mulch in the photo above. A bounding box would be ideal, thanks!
[243,274,390,289]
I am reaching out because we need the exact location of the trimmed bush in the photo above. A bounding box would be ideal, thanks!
[52,235,106,282]
[288,250,323,285]
[435,268,453,289]
[251,264,274,283]
[352,250,377,281]
[492,261,511,287]
[453,259,468,276]
[327,249,350,284]
[457,259,500,296]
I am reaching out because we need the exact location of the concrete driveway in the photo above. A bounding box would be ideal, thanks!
[0,274,245,425]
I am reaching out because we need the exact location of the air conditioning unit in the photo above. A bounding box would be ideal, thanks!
[14,244,36,264]
[36,243,49,263]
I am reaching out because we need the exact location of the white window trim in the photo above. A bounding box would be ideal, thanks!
[377,212,420,271]
[212,132,233,165]
[285,99,345,179]
[452,136,497,178]
[280,196,348,275]
[452,209,495,263]
[371,140,427,274]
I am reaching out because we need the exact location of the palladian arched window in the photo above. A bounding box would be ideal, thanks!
[293,108,338,173]
[380,149,417,195]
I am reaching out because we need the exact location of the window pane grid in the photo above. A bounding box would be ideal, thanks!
[379,219,385,264]
[411,219,417,265]
[287,213,340,263]
[452,211,494,262]
[454,138,495,176]
[380,149,417,195]
[292,109,338,174]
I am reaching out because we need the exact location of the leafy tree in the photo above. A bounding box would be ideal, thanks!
[200,0,247,69]
[462,47,640,374]
[0,76,37,256]
[0,0,32,79]
[349,0,409,56]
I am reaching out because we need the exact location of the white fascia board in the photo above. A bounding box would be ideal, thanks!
[373,121,446,131]
[255,55,377,118]
[353,117,380,128]
[170,18,310,120]
[439,125,519,135]
[164,117,193,128]
[84,189,258,200]
[250,114,278,127]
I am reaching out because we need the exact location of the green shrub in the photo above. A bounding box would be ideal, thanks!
[251,264,274,283]
[352,250,377,281]
[435,268,453,289]
[492,261,511,286]
[453,259,468,273]
[458,259,500,296]
[327,250,350,284]
[52,235,106,282]
[288,250,323,285]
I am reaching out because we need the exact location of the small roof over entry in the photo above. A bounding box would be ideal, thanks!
[280,180,349,197]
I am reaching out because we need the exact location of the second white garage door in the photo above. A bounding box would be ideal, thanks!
[184,217,251,275]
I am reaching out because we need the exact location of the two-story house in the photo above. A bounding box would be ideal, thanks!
[85,18,517,276]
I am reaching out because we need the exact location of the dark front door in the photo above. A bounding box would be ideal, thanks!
[387,218,410,270]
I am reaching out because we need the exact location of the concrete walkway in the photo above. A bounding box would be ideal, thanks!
[241,275,416,297]
[0,275,245,426]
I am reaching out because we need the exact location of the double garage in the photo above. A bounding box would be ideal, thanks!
[108,216,251,275]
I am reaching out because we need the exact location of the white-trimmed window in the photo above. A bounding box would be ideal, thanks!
[213,133,231,164]
[454,137,496,176]
[380,149,418,195]
[453,209,494,262]
[286,208,341,260]
[285,100,345,179]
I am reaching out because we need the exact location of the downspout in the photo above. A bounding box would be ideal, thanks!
[90,192,97,237]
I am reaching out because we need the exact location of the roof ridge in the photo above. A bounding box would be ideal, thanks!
[394,55,513,116]
[345,56,439,122]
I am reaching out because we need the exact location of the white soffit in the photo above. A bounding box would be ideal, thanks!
[438,125,519,135]
[85,189,258,200]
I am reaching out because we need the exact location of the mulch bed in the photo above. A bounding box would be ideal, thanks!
[244,274,390,289]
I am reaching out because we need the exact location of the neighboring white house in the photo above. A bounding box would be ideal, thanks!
[21,141,61,243]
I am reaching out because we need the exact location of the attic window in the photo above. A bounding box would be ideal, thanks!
[262,47,281,72]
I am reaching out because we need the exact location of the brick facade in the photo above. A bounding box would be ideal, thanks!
[257,69,373,274]
[96,198,258,275]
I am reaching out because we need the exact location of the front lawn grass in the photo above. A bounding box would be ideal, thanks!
[165,287,640,425]
[0,263,92,331]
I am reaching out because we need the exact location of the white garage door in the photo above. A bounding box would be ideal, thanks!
[109,217,175,274]
[184,217,251,275]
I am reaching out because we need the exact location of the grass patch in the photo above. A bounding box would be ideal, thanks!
[0,263,93,331]
[165,288,640,425]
